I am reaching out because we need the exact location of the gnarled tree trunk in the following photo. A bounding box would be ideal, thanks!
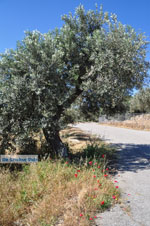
[42,74,85,158]
[43,127,68,158]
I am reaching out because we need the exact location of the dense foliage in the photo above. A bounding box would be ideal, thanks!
[0,5,149,156]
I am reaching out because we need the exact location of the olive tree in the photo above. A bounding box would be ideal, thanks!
[0,5,149,157]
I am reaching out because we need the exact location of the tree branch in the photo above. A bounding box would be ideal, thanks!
[55,66,95,120]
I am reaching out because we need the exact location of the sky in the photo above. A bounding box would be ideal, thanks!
[0,0,150,60]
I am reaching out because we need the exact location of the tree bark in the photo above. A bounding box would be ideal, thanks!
[43,127,68,158]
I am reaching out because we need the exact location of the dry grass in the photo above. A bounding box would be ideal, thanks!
[101,114,150,131]
[60,127,102,153]
[0,127,119,226]
[61,127,91,152]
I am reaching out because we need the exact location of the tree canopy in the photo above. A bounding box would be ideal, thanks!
[0,5,149,157]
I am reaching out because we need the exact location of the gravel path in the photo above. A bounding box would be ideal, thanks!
[73,123,150,226]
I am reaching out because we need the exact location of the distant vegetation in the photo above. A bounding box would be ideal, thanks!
[130,88,150,113]
[103,114,150,131]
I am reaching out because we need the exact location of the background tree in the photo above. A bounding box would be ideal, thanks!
[130,88,150,113]
[0,5,149,157]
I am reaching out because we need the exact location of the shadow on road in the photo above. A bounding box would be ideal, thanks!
[112,143,150,173]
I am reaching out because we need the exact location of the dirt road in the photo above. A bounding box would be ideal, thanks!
[74,123,150,226]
